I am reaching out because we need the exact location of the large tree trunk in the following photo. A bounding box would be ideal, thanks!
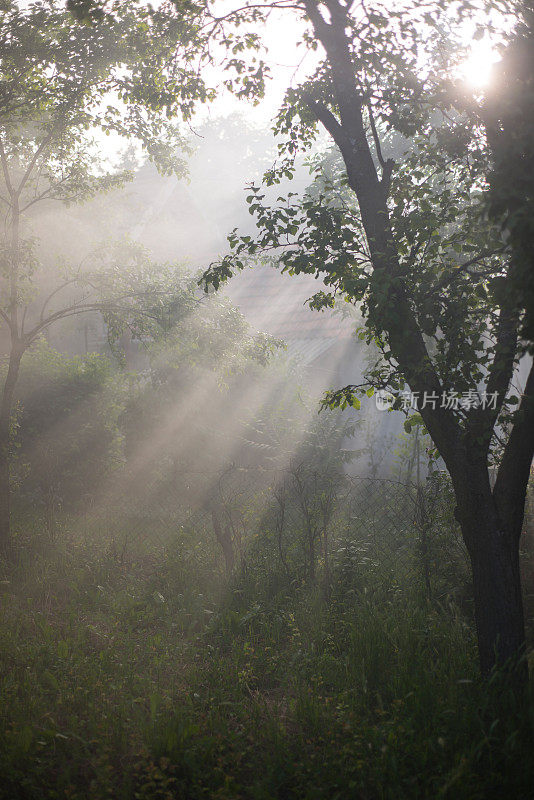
[0,346,22,551]
[469,523,525,678]
[453,466,527,681]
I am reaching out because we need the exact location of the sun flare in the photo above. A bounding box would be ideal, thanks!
[460,37,501,88]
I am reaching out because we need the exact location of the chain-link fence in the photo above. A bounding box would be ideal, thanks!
[47,468,468,600]
[16,466,532,619]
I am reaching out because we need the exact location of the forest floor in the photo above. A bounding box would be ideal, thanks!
[0,523,533,800]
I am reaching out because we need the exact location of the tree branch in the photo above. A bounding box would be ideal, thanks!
[421,248,506,298]
[483,304,519,432]
[16,128,57,198]
[0,138,14,199]
[367,102,394,193]
[302,96,347,151]
[0,308,11,329]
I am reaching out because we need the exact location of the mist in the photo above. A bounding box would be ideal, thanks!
[0,2,533,798]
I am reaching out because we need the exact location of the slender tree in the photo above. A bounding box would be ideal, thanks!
[0,0,206,547]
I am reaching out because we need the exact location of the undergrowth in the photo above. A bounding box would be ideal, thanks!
[0,516,532,799]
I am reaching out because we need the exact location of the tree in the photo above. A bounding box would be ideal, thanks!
[198,0,533,680]
[0,0,209,547]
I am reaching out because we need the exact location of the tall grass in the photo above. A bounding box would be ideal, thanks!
[0,504,532,799]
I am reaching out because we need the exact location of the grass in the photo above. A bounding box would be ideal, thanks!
[0,516,532,799]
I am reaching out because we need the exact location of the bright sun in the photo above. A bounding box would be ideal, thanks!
[460,37,501,88]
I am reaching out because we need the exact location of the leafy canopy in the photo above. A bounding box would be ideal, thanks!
[199,0,525,463]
